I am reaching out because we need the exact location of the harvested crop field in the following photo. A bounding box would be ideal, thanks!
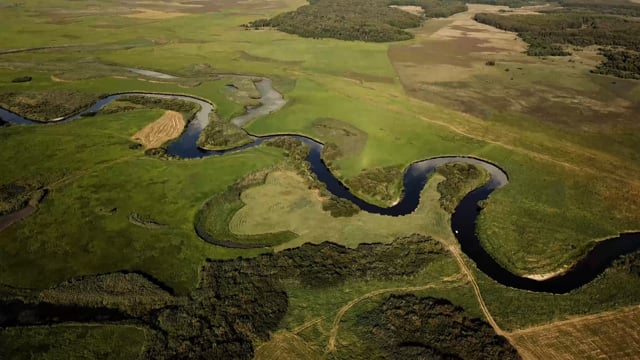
[254,332,321,360]
[131,110,184,149]
[510,305,640,359]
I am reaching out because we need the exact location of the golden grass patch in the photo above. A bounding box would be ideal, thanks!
[131,110,185,149]
[510,305,640,360]
[124,8,187,19]
[254,332,322,360]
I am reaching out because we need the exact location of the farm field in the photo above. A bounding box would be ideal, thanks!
[510,306,640,359]
[0,0,639,358]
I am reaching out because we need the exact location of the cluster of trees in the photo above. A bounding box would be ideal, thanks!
[11,76,31,83]
[558,0,640,17]
[322,196,360,217]
[466,0,544,7]
[614,249,640,277]
[474,10,640,77]
[247,0,468,42]
[352,294,520,359]
[593,49,640,79]
[111,95,201,121]
[475,12,640,52]
[0,90,103,122]
[248,0,419,42]
[436,162,488,213]
[197,114,253,150]
[345,165,404,206]
[0,234,448,359]
[0,180,45,216]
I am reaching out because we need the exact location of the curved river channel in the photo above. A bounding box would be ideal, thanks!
[2,77,639,294]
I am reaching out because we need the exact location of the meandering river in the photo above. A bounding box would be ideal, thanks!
[2,75,639,294]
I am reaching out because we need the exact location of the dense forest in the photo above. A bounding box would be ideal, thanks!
[247,0,467,42]
[558,0,640,17]
[350,294,520,359]
[388,0,467,18]
[0,235,465,359]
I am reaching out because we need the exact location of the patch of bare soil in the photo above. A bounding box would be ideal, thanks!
[131,110,185,149]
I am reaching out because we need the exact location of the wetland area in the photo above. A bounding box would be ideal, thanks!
[1,0,639,359]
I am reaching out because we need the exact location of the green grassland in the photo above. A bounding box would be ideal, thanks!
[469,252,640,331]
[0,0,639,357]
[226,168,488,249]
[0,110,281,293]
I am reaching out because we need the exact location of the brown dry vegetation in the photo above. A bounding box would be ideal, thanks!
[131,110,184,149]
[389,5,425,16]
[254,333,322,360]
[510,305,640,360]
[124,8,187,19]
[389,4,640,131]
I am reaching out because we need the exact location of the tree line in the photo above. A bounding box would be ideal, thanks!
[474,8,640,78]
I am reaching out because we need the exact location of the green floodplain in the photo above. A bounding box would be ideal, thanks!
[0,0,640,358]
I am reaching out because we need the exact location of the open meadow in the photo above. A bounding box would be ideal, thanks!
[0,0,639,358]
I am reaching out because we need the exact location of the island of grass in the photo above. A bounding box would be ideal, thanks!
[196,112,253,150]
[195,169,299,248]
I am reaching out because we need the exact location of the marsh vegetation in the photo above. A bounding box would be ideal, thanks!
[0,90,103,121]
[1,0,639,357]
[197,113,253,150]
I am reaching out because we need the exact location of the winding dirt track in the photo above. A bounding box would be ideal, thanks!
[325,284,442,352]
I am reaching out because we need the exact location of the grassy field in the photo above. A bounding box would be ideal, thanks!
[229,170,461,249]
[1,0,640,357]
[0,110,281,293]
